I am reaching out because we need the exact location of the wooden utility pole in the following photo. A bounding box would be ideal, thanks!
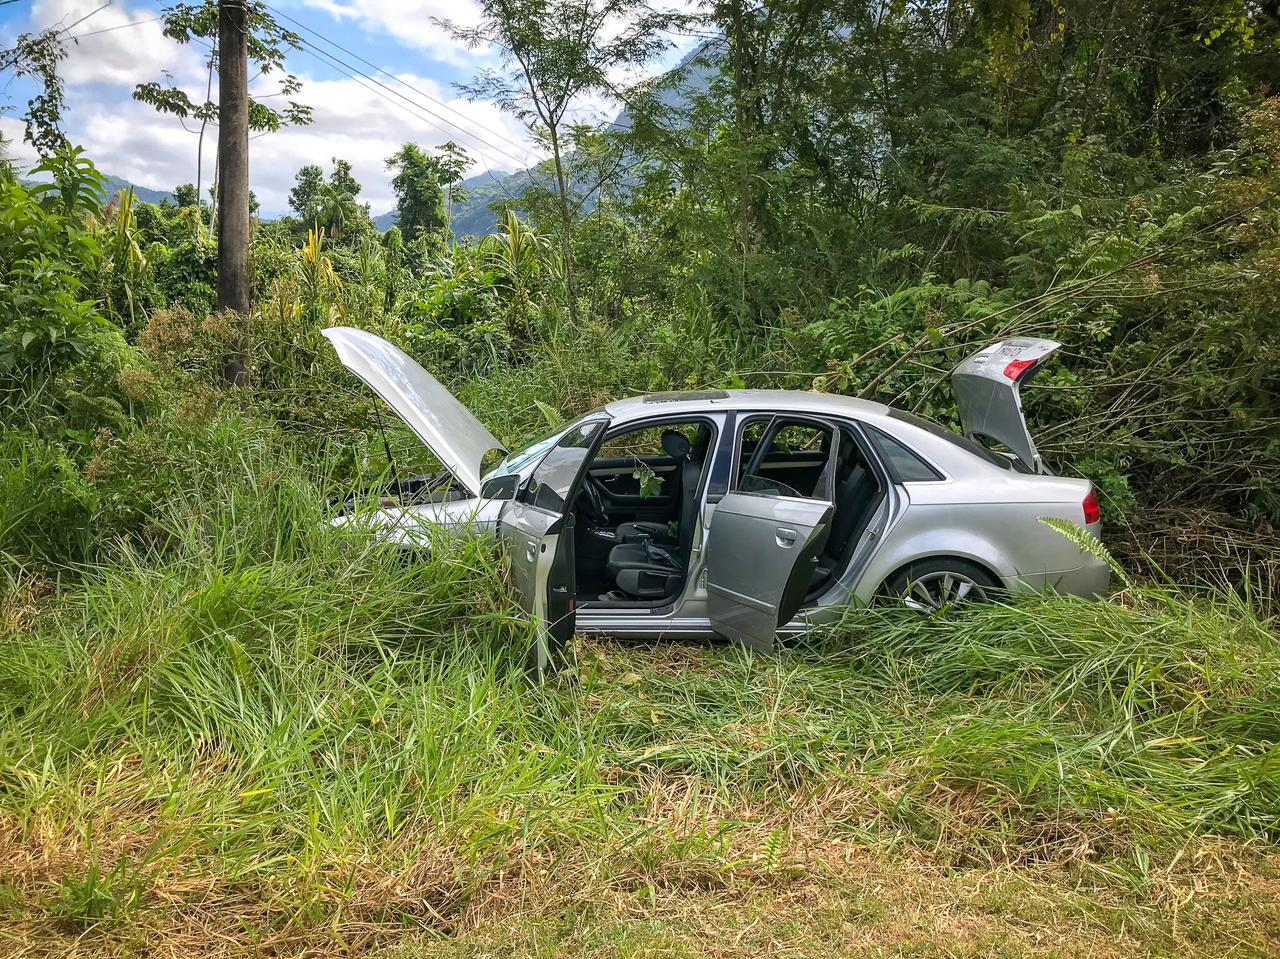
[217,0,250,384]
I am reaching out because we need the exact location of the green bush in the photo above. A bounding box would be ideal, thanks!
[0,431,98,565]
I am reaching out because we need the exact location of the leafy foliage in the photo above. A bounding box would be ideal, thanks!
[132,1,313,134]
[0,7,1279,951]
[385,142,468,245]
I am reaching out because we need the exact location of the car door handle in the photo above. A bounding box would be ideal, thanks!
[526,543,537,562]
[775,527,798,547]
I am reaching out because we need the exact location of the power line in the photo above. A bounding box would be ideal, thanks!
[47,1,113,37]
[1,1,115,70]
[281,29,537,168]
[61,1,111,32]
[289,38,535,170]
[66,14,164,41]
[31,0,537,171]
[294,42,534,169]
[263,1,699,185]
[262,2,533,158]
[5,0,113,36]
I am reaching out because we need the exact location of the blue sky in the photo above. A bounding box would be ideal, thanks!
[0,0,695,215]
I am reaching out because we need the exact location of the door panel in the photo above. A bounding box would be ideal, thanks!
[499,497,559,617]
[706,493,833,652]
[500,498,575,675]
[752,453,826,498]
[588,455,679,526]
[498,418,605,674]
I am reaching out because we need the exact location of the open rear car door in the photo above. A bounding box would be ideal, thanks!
[951,337,1061,474]
[498,419,607,674]
[705,416,839,652]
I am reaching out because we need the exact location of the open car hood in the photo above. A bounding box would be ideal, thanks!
[323,327,505,497]
[951,337,1061,474]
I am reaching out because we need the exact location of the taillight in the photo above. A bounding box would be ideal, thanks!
[1082,487,1100,525]
[1004,358,1036,380]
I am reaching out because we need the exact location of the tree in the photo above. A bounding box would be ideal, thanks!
[329,158,361,198]
[290,158,367,238]
[442,0,682,322]
[289,164,325,222]
[133,2,313,214]
[385,143,468,243]
[1,28,69,156]
[173,183,201,208]
[217,0,251,385]
[315,182,360,240]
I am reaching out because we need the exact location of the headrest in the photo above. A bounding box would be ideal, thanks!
[839,435,858,469]
[661,429,692,459]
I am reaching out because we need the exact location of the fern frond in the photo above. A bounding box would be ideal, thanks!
[1039,516,1131,588]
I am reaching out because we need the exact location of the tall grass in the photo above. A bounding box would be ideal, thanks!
[0,411,1276,951]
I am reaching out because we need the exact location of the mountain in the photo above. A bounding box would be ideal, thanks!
[371,167,526,239]
[609,41,719,135]
[372,41,720,240]
[451,168,531,238]
[20,171,175,206]
[102,174,173,206]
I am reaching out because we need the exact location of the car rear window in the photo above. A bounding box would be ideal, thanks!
[867,427,944,481]
[886,409,1020,472]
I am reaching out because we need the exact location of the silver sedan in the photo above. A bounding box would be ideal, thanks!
[325,329,1109,669]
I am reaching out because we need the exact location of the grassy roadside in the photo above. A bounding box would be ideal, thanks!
[0,421,1277,958]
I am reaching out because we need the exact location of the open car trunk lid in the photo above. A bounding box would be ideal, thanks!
[323,327,505,497]
[951,337,1060,474]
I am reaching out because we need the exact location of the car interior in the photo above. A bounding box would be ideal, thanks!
[572,420,714,605]
[805,424,884,595]
[571,415,885,608]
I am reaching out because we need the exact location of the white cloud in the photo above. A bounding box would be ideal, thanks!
[4,0,698,214]
[28,0,206,88]
[246,71,541,213]
[43,70,541,215]
[298,0,486,68]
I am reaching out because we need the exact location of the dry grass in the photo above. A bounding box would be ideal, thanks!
[1112,506,1280,612]
[3,722,1276,955]
[2,772,1278,959]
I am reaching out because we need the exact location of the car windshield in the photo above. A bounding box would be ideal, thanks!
[481,422,575,482]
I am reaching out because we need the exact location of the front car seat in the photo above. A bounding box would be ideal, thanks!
[607,427,710,598]
[616,427,707,545]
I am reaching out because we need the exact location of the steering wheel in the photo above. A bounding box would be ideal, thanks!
[578,475,610,525]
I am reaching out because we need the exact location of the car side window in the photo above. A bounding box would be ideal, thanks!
[597,424,700,460]
[737,418,835,499]
[868,426,944,482]
[525,421,603,513]
[738,419,768,466]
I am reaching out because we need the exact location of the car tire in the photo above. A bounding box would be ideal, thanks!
[883,558,1003,615]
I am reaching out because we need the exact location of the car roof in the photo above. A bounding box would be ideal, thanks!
[603,389,895,426]
[601,388,1045,481]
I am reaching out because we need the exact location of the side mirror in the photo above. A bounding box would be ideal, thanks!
[479,473,519,500]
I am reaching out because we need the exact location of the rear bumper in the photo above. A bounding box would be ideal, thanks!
[1051,556,1112,599]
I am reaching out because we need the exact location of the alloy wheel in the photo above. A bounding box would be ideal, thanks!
[899,570,989,614]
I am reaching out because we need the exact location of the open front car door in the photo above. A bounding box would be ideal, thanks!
[705,416,839,652]
[951,337,1061,474]
[498,418,607,674]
